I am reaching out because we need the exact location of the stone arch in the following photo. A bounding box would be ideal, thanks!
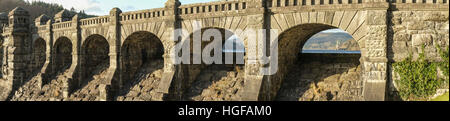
[52,36,73,74]
[116,31,165,100]
[260,23,365,101]
[175,27,246,101]
[31,38,46,75]
[180,16,252,53]
[120,22,169,50]
[53,31,74,44]
[269,11,368,50]
[81,27,111,44]
[80,34,110,86]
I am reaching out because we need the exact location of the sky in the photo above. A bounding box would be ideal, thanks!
[25,0,215,15]
[321,29,347,33]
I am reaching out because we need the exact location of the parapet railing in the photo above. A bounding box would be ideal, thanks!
[37,25,47,31]
[80,15,110,26]
[52,21,72,30]
[119,8,166,22]
[178,0,248,15]
[267,0,363,7]
[265,0,449,7]
[389,0,448,4]
[34,0,447,31]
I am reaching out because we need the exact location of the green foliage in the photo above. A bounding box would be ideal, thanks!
[393,46,448,100]
[437,46,449,80]
[1,0,96,19]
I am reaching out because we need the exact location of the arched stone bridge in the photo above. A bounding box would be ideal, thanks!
[0,0,448,101]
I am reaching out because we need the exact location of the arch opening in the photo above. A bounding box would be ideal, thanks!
[0,36,4,78]
[67,34,110,101]
[117,31,164,101]
[81,35,110,84]
[265,24,363,101]
[52,37,73,74]
[31,38,46,77]
[36,36,73,100]
[177,28,246,101]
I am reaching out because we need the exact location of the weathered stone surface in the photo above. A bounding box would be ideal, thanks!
[10,68,71,101]
[0,1,448,101]
[116,60,164,101]
[276,54,363,101]
[183,65,245,101]
[412,34,433,47]
[67,61,109,101]
[390,10,448,63]
[387,10,449,100]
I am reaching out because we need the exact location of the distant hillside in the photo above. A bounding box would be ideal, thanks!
[303,32,360,51]
[0,0,95,21]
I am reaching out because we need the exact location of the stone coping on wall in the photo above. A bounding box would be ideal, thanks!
[269,3,448,13]
[391,3,449,11]
[80,15,110,27]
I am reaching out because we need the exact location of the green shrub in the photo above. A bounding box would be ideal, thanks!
[393,46,448,100]
[438,46,449,80]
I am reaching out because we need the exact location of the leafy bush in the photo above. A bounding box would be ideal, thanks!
[438,46,449,80]
[393,46,448,100]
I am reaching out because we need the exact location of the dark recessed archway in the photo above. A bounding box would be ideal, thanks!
[65,34,110,101]
[117,31,164,101]
[0,36,4,77]
[31,38,46,76]
[53,37,73,74]
[121,31,164,82]
[81,34,110,85]
[176,28,246,101]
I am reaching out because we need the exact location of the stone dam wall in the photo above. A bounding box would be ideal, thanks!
[0,0,448,101]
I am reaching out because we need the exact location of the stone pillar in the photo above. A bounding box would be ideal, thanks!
[157,0,181,100]
[40,20,53,87]
[241,0,267,101]
[108,7,122,100]
[61,14,81,98]
[1,7,32,100]
[35,15,52,88]
[362,1,389,101]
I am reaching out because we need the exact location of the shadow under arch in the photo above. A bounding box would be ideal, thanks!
[169,27,246,101]
[29,38,46,79]
[260,23,363,101]
[115,31,165,100]
[76,34,110,92]
[0,36,3,78]
[45,36,73,85]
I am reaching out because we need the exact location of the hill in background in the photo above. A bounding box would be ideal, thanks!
[0,0,95,21]
[303,32,360,51]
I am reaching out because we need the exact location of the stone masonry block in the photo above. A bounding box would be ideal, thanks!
[412,34,433,47]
